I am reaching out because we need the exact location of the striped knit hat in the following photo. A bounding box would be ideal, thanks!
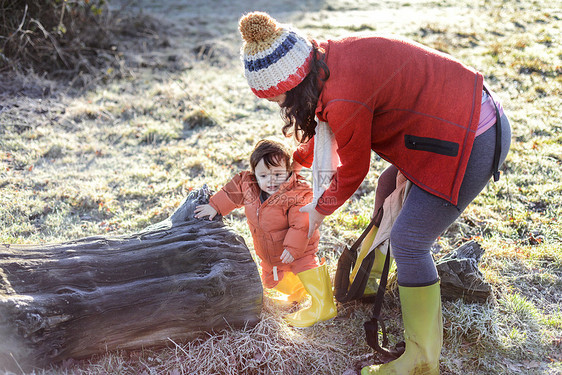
[239,12,313,99]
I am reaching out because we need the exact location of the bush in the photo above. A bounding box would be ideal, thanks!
[0,0,117,78]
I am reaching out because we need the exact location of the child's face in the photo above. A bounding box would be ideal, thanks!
[254,158,290,196]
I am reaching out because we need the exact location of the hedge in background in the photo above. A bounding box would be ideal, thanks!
[0,0,117,78]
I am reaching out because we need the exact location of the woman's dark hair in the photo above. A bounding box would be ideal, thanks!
[281,40,330,143]
[250,139,291,173]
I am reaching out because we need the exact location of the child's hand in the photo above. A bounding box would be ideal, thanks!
[194,204,218,220]
[280,249,294,264]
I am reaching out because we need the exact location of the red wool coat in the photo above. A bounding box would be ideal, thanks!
[209,171,320,288]
[294,35,484,215]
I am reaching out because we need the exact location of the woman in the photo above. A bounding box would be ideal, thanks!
[238,11,511,375]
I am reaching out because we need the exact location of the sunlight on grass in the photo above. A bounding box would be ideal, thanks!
[500,293,540,328]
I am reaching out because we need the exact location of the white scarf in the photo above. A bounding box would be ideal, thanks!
[311,121,410,257]
[311,120,340,207]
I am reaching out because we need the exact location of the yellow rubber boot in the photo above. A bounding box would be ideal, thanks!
[272,271,307,304]
[365,247,395,296]
[350,226,395,296]
[361,282,443,375]
[284,264,337,328]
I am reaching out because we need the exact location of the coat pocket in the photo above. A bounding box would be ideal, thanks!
[404,135,459,157]
[270,230,288,259]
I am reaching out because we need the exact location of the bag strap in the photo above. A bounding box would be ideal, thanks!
[483,85,502,182]
[333,216,378,303]
[332,209,405,357]
[363,249,405,359]
[350,216,378,254]
[333,246,355,302]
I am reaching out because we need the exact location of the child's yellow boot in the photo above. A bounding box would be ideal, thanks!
[284,264,337,327]
[271,271,308,305]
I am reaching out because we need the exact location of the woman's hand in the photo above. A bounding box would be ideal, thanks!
[299,203,326,238]
[194,204,218,220]
[280,249,294,264]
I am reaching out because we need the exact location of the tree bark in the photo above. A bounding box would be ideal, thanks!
[0,186,263,370]
[436,240,492,303]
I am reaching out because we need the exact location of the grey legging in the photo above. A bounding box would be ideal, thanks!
[375,114,511,287]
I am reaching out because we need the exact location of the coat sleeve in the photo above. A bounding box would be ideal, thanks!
[293,137,315,168]
[209,172,251,216]
[282,188,314,258]
[316,101,373,215]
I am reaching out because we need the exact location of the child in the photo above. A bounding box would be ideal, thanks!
[194,139,337,327]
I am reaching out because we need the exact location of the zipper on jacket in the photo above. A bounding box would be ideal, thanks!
[404,134,459,157]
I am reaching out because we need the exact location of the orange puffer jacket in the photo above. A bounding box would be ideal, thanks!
[209,171,320,288]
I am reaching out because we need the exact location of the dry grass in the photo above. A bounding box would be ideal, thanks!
[0,0,561,374]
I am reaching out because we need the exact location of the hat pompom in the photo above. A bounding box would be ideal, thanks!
[239,12,279,43]
[239,11,313,98]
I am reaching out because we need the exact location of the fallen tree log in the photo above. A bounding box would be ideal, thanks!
[436,240,492,303]
[0,186,263,371]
